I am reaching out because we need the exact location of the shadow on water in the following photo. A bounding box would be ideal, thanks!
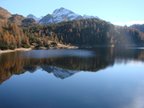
[0,48,144,84]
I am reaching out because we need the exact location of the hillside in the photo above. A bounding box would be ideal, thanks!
[25,19,144,47]
[130,24,144,32]
[0,7,144,50]
[0,7,11,20]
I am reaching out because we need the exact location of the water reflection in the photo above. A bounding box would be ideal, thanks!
[127,82,144,108]
[0,48,144,84]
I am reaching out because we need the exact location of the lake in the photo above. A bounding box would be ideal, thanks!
[0,48,144,108]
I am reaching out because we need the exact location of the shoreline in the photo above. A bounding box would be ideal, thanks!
[0,45,144,54]
[0,44,78,54]
[0,48,32,54]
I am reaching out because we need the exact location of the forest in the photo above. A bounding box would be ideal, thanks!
[0,7,144,50]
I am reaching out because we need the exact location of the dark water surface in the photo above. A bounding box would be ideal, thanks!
[0,48,144,108]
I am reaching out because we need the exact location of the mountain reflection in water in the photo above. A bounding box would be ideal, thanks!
[0,48,144,84]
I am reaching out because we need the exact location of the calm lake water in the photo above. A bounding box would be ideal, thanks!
[0,48,144,108]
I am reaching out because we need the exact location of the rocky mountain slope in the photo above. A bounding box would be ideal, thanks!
[39,7,98,24]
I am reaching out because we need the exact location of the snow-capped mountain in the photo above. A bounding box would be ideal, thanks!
[39,7,82,24]
[39,7,98,25]
[27,14,40,22]
[52,7,82,23]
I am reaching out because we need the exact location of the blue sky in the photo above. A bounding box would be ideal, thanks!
[0,0,144,26]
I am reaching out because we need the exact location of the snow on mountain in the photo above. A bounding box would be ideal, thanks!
[39,7,97,25]
[52,7,82,23]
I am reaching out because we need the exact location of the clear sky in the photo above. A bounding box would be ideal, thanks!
[0,0,144,26]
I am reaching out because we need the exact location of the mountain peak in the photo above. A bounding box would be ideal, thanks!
[39,7,98,25]
[53,7,70,12]
[27,14,40,22]
[55,7,66,11]
[52,7,74,16]
[27,14,35,18]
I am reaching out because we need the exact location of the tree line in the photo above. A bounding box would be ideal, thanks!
[0,18,144,50]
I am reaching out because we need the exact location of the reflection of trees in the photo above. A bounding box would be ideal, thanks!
[0,48,144,84]
[0,53,25,84]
